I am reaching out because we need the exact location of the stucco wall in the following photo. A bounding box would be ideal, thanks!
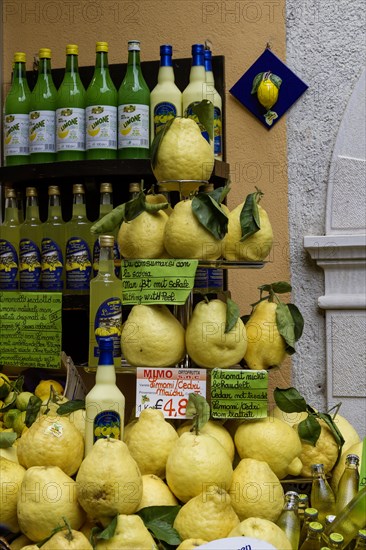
[286,0,366,415]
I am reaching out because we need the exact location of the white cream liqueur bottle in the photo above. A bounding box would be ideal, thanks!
[85,336,125,456]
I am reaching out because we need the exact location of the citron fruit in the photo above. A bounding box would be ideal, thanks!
[76,438,142,524]
[0,457,26,533]
[137,474,178,510]
[222,202,273,262]
[9,534,32,550]
[124,408,179,478]
[121,304,186,368]
[95,514,158,550]
[152,117,214,188]
[270,405,308,427]
[234,416,303,479]
[294,418,339,478]
[185,298,247,369]
[166,431,233,503]
[34,379,64,401]
[17,414,84,476]
[229,517,292,550]
[174,485,240,542]
[163,199,222,260]
[176,540,209,550]
[229,458,284,522]
[177,419,235,462]
[331,413,361,453]
[244,300,287,369]
[17,465,85,541]
[330,441,363,492]
[117,209,169,259]
[41,529,93,550]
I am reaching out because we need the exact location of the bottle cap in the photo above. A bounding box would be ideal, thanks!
[308,522,324,533]
[96,41,108,52]
[128,40,141,51]
[204,48,212,60]
[66,44,78,55]
[5,188,16,199]
[100,182,113,193]
[98,336,114,351]
[284,490,299,499]
[311,463,325,472]
[99,235,115,247]
[39,48,51,59]
[13,52,26,63]
[304,507,318,517]
[358,530,366,539]
[160,44,172,56]
[72,184,85,194]
[129,182,141,193]
[26,187,38,197]
[298,493,309,502]
[48,185,60,195]
[329,533,344,543]
[345,454,360,465]
[192,43,205,55]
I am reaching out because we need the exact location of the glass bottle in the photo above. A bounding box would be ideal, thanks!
[328,533,345,549]
[65,183,93,293]
[41,185,65,291]
[150,44,182,144]
[182,43,211,142]
[276,490,301,550]
[17,191,24,224]
[92,183,120,278]
[300,521,324,550]
[56,44,86,161]
[85,335,125,455]
[311,463,336,524]
[299,494,310,527]
[322,487,366,548]
[0,188,20,290]
[29,48,57,163]
[204,47,223,160]
[4,52,31,166]
[86,42,117,160]
[88,235,122,370]
[354,529,366,550]
[19,187,42,290]
[336,454,360,514]
[300,508,319,547]
[118,39,150,159]
[129,181,141,199]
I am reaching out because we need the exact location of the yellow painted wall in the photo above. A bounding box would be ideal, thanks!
[2,0,291,387]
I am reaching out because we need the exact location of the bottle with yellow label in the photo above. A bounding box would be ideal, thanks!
[85,335,125,455]
[204,47,223,160]
[0,188,20,290]
[86,42,117,160]
[19,187,42,290]
[41,185,65,291]
[150,44,182,144]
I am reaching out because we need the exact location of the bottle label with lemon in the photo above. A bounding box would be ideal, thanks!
[213,106,222,158]
[93,410,121,442]
[56,107,85,151]
[0,239,18,290]
[29,110,55,153]
[118,104,149,149]
[86,105,117,150]
[65,237,92,290]
[19,239,41,290]
[41,238,64,291]
[153,102,176,137]
[92,297,122,360]
[4,114,29,156]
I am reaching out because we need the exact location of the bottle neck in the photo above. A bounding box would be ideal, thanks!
[13,61,27,83]
[47,194,63,221]
[160,52,173,67]
[38,57,52,77]
[97,245,115,274]
[66,54,79,74]
[71,192,87,218]
[4,196,19,224]
[100,192,113,207]
[25,196,40,221]
[95,51,109,72]
[128,49,141,68]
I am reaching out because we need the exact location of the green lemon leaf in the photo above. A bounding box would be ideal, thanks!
[144,201,169,213]
[275,302,296,354]
[287,303,304,342]
[94,515,118,540]
[91,203,126,234]
[25,394,42,428]
[124,191,148,221]
[251,72,264,94]
[298,414,321,446]
[226,298,240,333]
[191,193,228,240]
[269,281,292,294]
[317,412,345,465]
[274,387,308,413]
[137,506,182,545]
[239,191,261,241]
[186,393,210,434]
[13,375,24,393]
[151,117,174,169]
[208,184,231,205]
[56,399,85,415]
[0,431,17,448]
[191,99,214,141]
[270,73,282,89]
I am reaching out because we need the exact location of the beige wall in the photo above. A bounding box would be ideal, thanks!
[2,0,291,387]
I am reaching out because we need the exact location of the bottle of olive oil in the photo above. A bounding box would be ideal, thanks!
[0,188,20,290]
[19,187,42,290]
[41,185,65,291]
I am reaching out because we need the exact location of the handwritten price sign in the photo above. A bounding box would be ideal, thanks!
[136,367,207,419]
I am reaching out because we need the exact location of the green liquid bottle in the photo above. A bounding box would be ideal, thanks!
[4,52,31,166]
[323,487,366,548]
[56,44,86,161]
[118,39,150,159]
[311,463,337,524]
[300,508,319,547]
[0,188,20,290]
[29,48,57,164]
[88,235,122,370]
[41,185,65,291]
[336,454,360,514]
[19,187,42,290]
[300,522,324,550]
[65,183,93,293]
[85,42,117,160]
[92,182,120,277]
[276,491,301,550]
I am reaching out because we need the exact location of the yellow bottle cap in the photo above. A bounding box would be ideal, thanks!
[66,44,78,55]
[14,52,26,63]
[39,48,51,59]
[96,42,108,52]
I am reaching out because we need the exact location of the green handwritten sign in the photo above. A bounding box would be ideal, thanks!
[0,291,62,369]
[121,259,198,305]
[210,369,268,419]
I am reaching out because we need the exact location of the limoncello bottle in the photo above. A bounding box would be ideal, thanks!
[276,491,301,550]
[86,42,117,160]
[65,183,93,293]
[300,508,319,547]
[29,48,57,164]
[204,47,223,160]
[56,44,86,161]
[311,463,336,524]
[300,522,324,550]
[323,487,366,547]
[41,185,65,291]
[92,183,120,277]
[336,454,360,514]
[118,40,150,159]
[85,335,125,455]
[150,44,182,144]
[4,52,31,166]
[0,188,20,290]
[88,235,122,370]
[19,187,42,290]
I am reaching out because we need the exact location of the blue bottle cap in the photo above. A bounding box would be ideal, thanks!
[192,44,205,55]
[160,44,172,56]
[98,336,114,351]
